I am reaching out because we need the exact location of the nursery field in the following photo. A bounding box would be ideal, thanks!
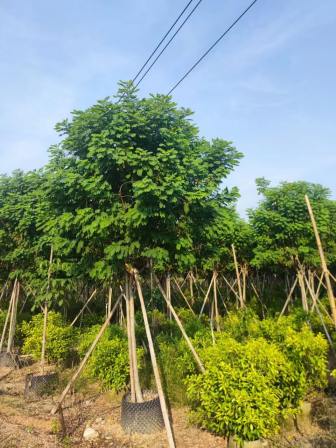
[1,85,336,448]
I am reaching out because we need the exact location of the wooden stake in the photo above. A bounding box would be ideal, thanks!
[232,244,244,308]
[166,273,172,320]
[213,271,220,331]
[70,289,97,327]
[41,246,54,372]
[125,276,135,402]
[7,281,19,353]
[50,295,122,415]
[297,270,309,312]
[210,301,215,345]
[129,275,143,403]
[188,272,194,302]
[133,269,175,448]
[0,279,17,352]
[279,277,298,318]
[108,286,112,315]
[153,274,205,374]
[305,194,336,326]
[172,277,195,314]
[199,273,215,316]
[222,275,240,305]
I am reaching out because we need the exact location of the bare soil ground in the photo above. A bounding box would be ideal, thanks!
[1,364,336,448]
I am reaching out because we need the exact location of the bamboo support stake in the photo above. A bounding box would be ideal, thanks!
[166,273,172,320]
[41,246,53,372]
[188,272,194,302]
[51,295,122,415]
[133,269,176,448]
[242,265,248,305]
[297,271,309,312]
[7,281,19,353]
[0,279,17,352]
[222,275,240,304]
[303,275,335,349]
[125,276,135,402]
[279,277,298,318]
[199,273,215,316]
[154,274,205,374]
[213,271,220,331]
[232,244,244,308]
[329,271,336,284]
[108,286,112,315]
[210,302,215,345]
[305,194,336,326]
[70,289,97,327]
[129,276,143,403]
[172,277,195,314]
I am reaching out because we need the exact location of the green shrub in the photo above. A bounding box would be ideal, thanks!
[281,324,328,390]
[158,338,196,404]
[89,338,134,391]
[187,361,280,443]
[185,313,328,443]
[77,323,143,392]
[77,323,125,358]
[176,308,209,337]
[21,312,75,364]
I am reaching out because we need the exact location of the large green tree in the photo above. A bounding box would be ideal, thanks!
[43,82,242,280]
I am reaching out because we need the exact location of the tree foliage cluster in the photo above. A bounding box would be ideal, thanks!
[1,82,335,299]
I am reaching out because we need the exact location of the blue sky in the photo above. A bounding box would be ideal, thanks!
[1,0,335,216]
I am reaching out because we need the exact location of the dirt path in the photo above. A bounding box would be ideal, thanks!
[1,364,336,448]
[0,365,225,448]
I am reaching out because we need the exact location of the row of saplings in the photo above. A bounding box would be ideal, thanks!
[0,306,331,446]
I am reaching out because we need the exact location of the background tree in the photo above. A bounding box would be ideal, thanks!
[249,179,336,271]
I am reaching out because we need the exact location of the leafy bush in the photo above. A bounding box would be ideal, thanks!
[77,323,143,392]
[21,312,75,364]
[158,338,196,404]
[177,308,209,337]
[77,323,125,357]
[185,314,328,443]
[187,360,280,443]
[280,324,328,390]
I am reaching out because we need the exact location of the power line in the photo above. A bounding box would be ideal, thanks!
[167,0,260,95]
[132,0,196,84]
[135,0,204,88]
